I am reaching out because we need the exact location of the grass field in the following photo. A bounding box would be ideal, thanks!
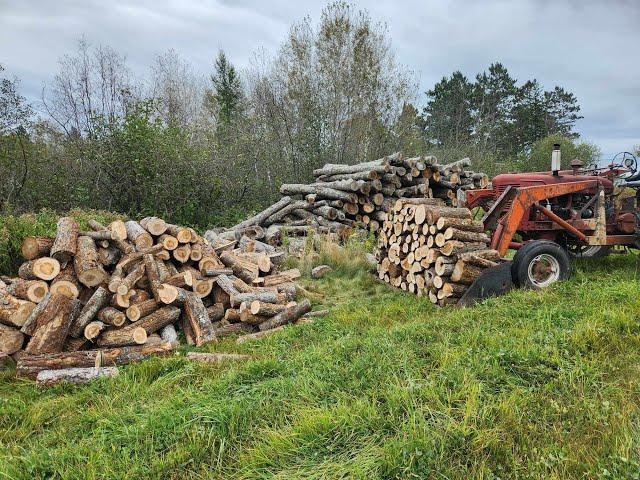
[2,242,640,479]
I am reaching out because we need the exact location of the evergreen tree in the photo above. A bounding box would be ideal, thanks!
[422,71,474,148]
[421,64,583,157]
[206,51,242,125]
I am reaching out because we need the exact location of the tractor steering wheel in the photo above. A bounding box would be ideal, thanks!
[612,151,638,177]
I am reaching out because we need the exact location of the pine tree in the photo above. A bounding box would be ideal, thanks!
[206,51,242,125]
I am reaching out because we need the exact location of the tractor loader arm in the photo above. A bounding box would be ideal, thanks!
[489,180,599,256]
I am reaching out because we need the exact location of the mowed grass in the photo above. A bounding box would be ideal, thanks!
[2,251,640,479]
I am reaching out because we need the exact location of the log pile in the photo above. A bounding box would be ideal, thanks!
[206,153,488,246]
[376,198,501,306]
[1,216,312,382]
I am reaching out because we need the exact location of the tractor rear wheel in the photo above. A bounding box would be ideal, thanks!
[512,240,571,289]
[566,244,610,258]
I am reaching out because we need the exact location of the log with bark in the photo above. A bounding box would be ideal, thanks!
[50,217,79,265]
[21,236,54,260]
[16,342,176,378]
[36,366,119,388]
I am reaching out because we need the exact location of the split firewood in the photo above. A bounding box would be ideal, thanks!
[183,294,216,346]
[68,287,110,338]
[0,289,36,328]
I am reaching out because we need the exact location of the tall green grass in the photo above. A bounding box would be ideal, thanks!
[2,227,640,478]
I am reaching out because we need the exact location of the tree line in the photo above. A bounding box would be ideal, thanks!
[0,2,600,228]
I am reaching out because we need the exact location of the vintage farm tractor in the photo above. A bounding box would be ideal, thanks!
[457,145,640,305]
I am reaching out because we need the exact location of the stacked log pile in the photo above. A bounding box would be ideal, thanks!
[376,198,501,306]
[1,216,312,382]
[209,153,489,245]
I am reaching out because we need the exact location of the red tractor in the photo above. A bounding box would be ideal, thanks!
[458,145,639,305]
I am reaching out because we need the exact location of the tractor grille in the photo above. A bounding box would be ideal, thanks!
[494,183,520,212]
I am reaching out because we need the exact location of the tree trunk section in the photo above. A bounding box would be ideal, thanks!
[0,323,24,354]
[140,216,167,236]
[75,236,108,287]
[84,321,107,341]
[69,286,110,338]
[96,326,148,347]
[50,216,79,265]
[124,221,153,251]
[183,294,216,346]
[126,299,159,322]
[131,305,180,335]
[50,264,80,299]
[24,294,76,354]
[97,307,126,327]
[18,257,60,281]
[36,366,119,388]
[259,300,311,331]
[17,342,175,378]
[6,279,48,303]
[21,236,54,260]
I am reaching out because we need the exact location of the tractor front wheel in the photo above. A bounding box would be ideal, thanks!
[512,241,571,289]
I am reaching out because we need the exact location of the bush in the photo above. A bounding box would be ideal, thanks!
[0,208,123,275]
[516,134,601,172]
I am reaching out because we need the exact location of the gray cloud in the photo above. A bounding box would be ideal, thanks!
[1,0,638,155]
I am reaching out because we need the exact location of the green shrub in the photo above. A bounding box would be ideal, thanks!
[0,208,124,275]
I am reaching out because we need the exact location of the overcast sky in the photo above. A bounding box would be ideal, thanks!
[1,0,638,156]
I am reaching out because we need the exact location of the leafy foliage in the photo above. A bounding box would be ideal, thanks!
[517,134,601,172]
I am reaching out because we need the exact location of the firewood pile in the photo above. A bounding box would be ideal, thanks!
[1,216,312,384]
[376,198,501,306]
[208,153,489,246]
